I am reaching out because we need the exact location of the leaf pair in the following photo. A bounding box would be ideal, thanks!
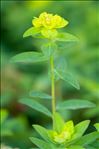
[23,26,79,43]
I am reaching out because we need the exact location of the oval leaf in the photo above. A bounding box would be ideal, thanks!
[75,132,99,146]
[10,52,48,63]
[30,137,54,149]
[23,27,41,38]
[19,98,52,117]
[33,125,51,143]
[29,91,51,100]
[57,99,96,110]
[72,120,90,139]
[56,32,79,42]
[54,69,80,90]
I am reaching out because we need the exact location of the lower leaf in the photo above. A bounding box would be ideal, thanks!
[30,137,55,149]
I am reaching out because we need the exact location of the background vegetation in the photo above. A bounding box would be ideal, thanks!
[1,1,99,149]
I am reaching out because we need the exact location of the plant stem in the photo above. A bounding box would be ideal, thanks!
[50,55,56,128]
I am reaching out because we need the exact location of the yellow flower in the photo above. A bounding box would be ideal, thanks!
[49,121,74,144]
[32,17,42,28]
[32,12,68,29]
[53,15,68,28]
[32,12,69,39]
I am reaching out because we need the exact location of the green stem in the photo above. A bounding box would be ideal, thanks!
[50,55,56,128]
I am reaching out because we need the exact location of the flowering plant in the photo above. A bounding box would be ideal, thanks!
[11,12,99,149]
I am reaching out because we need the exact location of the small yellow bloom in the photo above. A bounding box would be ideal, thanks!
[49,120,74,144]
[32,18,42,28]
[32,12,68,30]
[53,15,68,28]
[32,12,69,39]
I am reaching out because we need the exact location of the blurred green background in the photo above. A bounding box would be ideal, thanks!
[1,1,99,149]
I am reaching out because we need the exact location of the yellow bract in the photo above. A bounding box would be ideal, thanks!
[32,12,68,29]
[32,12,69,38]
[49,120,74,144]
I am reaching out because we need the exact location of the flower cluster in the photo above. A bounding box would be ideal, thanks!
[32,12,69,38]
[49,121,74,144]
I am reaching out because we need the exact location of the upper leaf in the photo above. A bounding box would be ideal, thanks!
[57,99,96,110]
[29,91,51,100]
[54,69,80,90]
[23,27,41,38]
[56,32,79,42]
[10,52,48,63]
[19,98,52,117]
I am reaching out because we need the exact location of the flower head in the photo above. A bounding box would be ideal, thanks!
[32,12,68,29]
[32,12,69,38]
[49,121,74,144]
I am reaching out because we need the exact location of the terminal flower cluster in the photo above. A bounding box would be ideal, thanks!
[32,12,69,38]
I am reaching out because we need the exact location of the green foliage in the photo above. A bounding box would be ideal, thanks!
[56,32,79,42]
[29,90,51,100]
[33,125,51,142]
[54,69,80,89]
[32,113,97,148]
[94,123,99,132]
[72,120,90,139]
[53,112,65,133]
[19,98,52,117]
[30,137,54,149]
[67,145,85,149]
[57,99,95,110]
[41,42,57,57]
[8,7,98,148]
[75,132,99,146]
[10,52,48,63]
[23,27,41,38]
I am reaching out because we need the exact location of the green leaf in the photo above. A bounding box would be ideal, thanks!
[29,91,51,100]
[19,98,52,117]
[54,56,67,81]
[75,132,99,146]
[41,42,57,57]
[54,69,80,90]
[94,123,99,132]
[23,27,41,38]
[33,125,51,143]
[53,112,65,133]
[30,137,54,149]
[72,120,90,139]
[57,99,95,110]
[10,52,48,63]
[68,145,85,149]
[56,32,79,42]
